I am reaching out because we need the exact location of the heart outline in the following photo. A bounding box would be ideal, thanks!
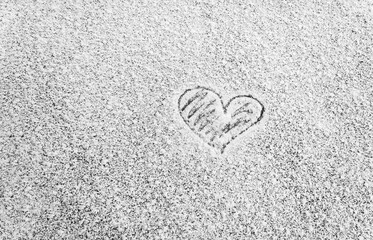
[178,86,265,153]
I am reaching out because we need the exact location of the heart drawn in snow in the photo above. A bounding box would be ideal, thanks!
[178,86,265,153]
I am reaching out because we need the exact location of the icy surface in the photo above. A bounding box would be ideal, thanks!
[1,1,373,239]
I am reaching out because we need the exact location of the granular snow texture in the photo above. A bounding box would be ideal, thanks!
[1,1,373,239]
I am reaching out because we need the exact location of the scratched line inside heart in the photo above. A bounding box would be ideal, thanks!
[178,87,265,153]
[180,89,221,139]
